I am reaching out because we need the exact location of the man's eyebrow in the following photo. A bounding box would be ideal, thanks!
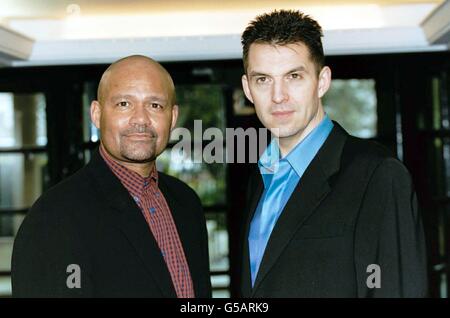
[110,94,134,101]
[286,66,307,74]
[109,94,168,103]
[146,95,168,104]
[248,66,308,77]
[248,71,269,77]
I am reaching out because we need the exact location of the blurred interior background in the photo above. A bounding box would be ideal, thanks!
[1,0,450,298]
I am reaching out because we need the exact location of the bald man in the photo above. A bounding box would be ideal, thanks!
[11,55,212,298]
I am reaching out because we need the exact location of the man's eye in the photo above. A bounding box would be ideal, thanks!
[256,77,267,84]
[117,101,129,107]
[290,73,301,79]
[151,103,162,109]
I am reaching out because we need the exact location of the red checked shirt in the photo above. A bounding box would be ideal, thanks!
[100,146,195,298]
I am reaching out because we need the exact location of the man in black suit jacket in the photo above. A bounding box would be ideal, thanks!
[239,10,427,297]
[12,55,211,297]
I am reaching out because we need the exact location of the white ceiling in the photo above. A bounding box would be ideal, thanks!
[0,1,443,18]
[0,0,449,66]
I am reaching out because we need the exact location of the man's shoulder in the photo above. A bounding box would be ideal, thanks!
[342,135,397,165]
[27,165,94,218]
[42,165,91,198]
[340,135,411,180]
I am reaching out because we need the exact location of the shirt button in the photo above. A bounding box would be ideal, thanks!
[133,196,140,203]
[161,250,165,257]
[149,207,156,214]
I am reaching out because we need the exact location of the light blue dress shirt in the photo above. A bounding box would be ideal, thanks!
[248,114,334,286]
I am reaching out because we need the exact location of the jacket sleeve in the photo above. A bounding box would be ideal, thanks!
[11,197,93,297]
[354,158,428,297]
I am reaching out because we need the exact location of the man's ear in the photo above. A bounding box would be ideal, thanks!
[241,74,254,104]
[90,100,101,129]
[318,66,332,98]
[170,104,179,131]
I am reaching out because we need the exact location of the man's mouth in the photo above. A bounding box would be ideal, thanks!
[272,110,295,118]
[124,133,155,140]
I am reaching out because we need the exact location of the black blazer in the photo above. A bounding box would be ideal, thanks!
[12,149,211,297]
[240,123,428,297]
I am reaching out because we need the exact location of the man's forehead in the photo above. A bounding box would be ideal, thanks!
[98,56,175,104]
[247,43,314,72]
[105,66,169,88]
[248,42,310,59]
[106,79,169,97]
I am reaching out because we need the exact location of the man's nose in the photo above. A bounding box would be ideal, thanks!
[129,104,151,125]
[271,80,288,104]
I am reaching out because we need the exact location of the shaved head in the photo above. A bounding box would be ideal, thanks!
[97,55,176,105]
[90,54,179,177]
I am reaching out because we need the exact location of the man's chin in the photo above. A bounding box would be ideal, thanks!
[268,127,294,138]
[121,150,157,163]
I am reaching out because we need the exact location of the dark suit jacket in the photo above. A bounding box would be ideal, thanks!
[12,149,211,298]
[240,123,428,297]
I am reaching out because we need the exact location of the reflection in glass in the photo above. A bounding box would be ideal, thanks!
[211,275,231,298]
[232,89,255,116]
[0,273,11,296]
[0,93,47,147]
[82,82,100,143]
[0,153,48,212]
[206,212,229,272]
[323,79,377,138]
[175,85,225,136]
[206,212,230,298]
[156,149,226,206]
[0,237,12,296]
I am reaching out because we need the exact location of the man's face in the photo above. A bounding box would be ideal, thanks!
[91,62,178,164]
[242,43,330,146]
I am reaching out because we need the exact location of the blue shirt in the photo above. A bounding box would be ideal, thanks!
[248,115,334,286]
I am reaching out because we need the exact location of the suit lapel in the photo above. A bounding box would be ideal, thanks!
[86,150,176,297]
[249,123,348,295]
[241,167,264,297]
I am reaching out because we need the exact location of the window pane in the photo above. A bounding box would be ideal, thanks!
[0,275,11,297]
[0,153,48,212]
[323,79,377,138]
[0,93,47,148]
[175,84,226,136]
[82,82,100,143]
[0,236,12,296]
[156,149,226,206]
[206,212,229,272]
[211,275,230,298]
[206,212,230,298]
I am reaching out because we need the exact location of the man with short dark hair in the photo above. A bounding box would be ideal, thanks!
[239,10,427,297]
[12,55,211,298]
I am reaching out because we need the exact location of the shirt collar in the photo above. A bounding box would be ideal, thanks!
[99,145,158,198]
[258,114,334,187]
